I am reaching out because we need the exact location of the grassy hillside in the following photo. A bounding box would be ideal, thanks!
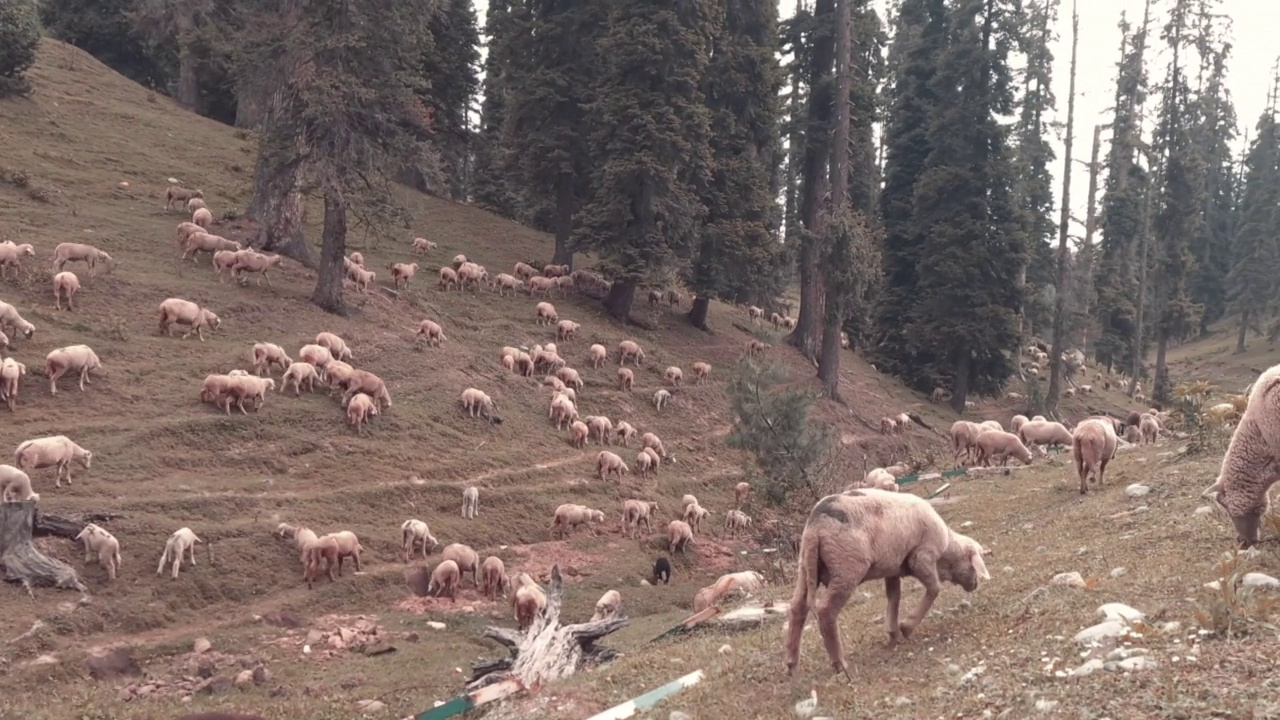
[0,40,1273,720]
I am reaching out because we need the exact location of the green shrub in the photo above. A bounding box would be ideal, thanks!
[0,0,41,86]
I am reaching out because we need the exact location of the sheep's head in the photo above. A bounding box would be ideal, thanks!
[21,323,34,338]
[18,244,33,256]
[78,450,93,469]
[939,533,991,592]
[203,311,221,329]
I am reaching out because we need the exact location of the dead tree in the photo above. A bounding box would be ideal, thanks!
[468,565,627,691]
[0,501,87,595]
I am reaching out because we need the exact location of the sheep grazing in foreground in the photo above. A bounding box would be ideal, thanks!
[0,358,25,411]
[156,527,203,579]
[400,519,438,562]
[1071,418,1118,495]
[416,319,446,346]
[276,522,319,565]
[390,262,419,290]
[588,344,608,368]
[75,523,121,581]
[52,271,80,311]
[585,415,613,445]
[53,242,113,279]
[1139,412,1160,445]
[550,395,579,431]
[0,465,37,502]
[221,375,275,414]
[550,503,605,539]
[667,520,694,554]
[591,589,622,622]
[0,300,35,341]
[45,344,102,395]
[0,241,35,278]
[441,543,479,586]
[640,432,667,459]
[596,451,629,481]
[460,388,497,423]
[338,369,392,410]
[555,366,583,390]
[636,449,657,478]
[617,368,634,392]
[345,392,378,432]
[512,574,548,630]
[15,435,92,488]
[281,362,321,396]
[462,486,479,519]
[617,340,645,366]
[165,185,203,210]
[1018,419,1074,454]
[494,273,523,296]
[783,489,990,676]
[481,556,509,601]
[1203,364,1280,547]
[1010,414,1029,434]
[691,361,711,384]
[411,237,437,254]
[652,557,672,585]
[724,509,753,537]
[569,420,589,448]
[621,499,659,538]
[158,298,220,341]
[428,560,461,601]
[972,430,1034,467]
[653,389,672,411]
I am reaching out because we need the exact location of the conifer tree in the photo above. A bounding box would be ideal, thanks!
[421,0,481,199]
[1227,104,1280,353]
[471,0,520,214]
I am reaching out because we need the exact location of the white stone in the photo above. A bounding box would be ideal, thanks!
[1035,699,1059,712]
[426,621,446,631]
[356,699,387,714]
[1242,573,1280,589]
[1051,572,1086,588]
[1194,506,1213,516]
[1124,484,1150,498]
[1003,566,1015,574]
[192,637,211,654]
[1110,567,1127,578]
[1068,658,1104,677]
[1073,620,1129,645]
[1096,603,1144,623]
[1105,647,1148,662]
[1204,580,1223,591]
[1116,655,1156,671]
[718,644,732,655]
[670,712,693,720]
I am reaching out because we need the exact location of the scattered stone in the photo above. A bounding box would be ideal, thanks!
[670,712,693,720]
[1124,484,1150,498]
[252,665,271,684]
[196,675,232,695]
[1002,566,1015,574]
[893,697,912,707]
[404,632,420,643]
[269,684,290,698]
[362,643,397,657]
[958,664,986,685]
[1105,647,1148,662]
[426,621,446,631]
[263,611,307,629]
[1073,620,1131,645]
[1158,621,1182,634]
[234,669,254,688]
[1067,658,1104,677]
[339,628,357,645]
[1035,699,1059,712]
[1097,603,1144,623]
[117,687,134,702]
[1036,546,1048,554]
[640,579,652,586]
[306,629,325,645]
[197,658,217,678]
[356,699,387,714]
[193,638,212,655]
[1115,655,1156,671]
[1194,506,1213,516]
[86,648,141,681]
[1110,567,1127,578]
[1204,580,1223,591]
[718,644,732,655]
[960,521,974,528]
[1243,573,1280,589]
[328,634,346,650]
[1051,572,1086,588]
[29,654,58,666]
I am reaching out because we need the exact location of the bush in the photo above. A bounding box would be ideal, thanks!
[0,0,41,86]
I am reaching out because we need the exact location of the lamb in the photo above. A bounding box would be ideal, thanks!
[1010,414,1030,434]
[428,560,461,601]
[734,481,751,508]
[550,504,605,539]
[588,344,608,368]
[390,262,419,290]
[617,340,645,366]
[596,451,629,481]
[1139,412,1161,445]
[782,489,990,676]
[441,543,480,585]
[745,339,770,358]
[691,361,711,384]
[724,509,753,537]
[346,263,376,292]
[51,271,81,311]
[683,501,711,534]
[416,319,447,346]
[44,344,102,395]
[0,465,37,502]
[512,574,548,629]
[401,519,438,561]
[535,302,558,326]
[664,366,683,386]
[75,523,122,580]
[617,368,634,391]
[621,499,659,537]
[345,392,379,433]
[53,242,113,278]
[251,342,293,376]
[156,527,203,579]
[438,266,460,290]
[0,242,34,278]
[281,362,321,395]
[653,388,672,411]
[1201,365,1280,547]
[569,420,590,448]
[591,589,622,622]
[165,185,203,209]
[973,430,1034,467]
[338,369,392,410]
[462,486,479,519]
[15,435,92,488]
[1017,419,1074,453]
[412,237,438,254]
[1071,418,1118,495]
[460,388,497,422]
[481,556,509,601]
[182,232,241,262]
[158,298,220,341]
[667,520,693,554]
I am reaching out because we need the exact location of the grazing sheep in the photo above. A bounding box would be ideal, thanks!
[527,276,557,297]
[1017,419,1074,453]
[665,366,683,386]
[543,263,569,278]
[462,486,479,519]
[879,417,898,435]
[338,369,392,410]
[415,319,447,347]
[1200,365,1280,547]
[859,468,898,492]
[481,556,509,601]
[555,366,583,390]
[1010,414,1029,434]
[345,392,378,433]
[747,306,764,322]
[596,450,629,481]
[512,574,548,629]
[782,489,990,676]
[175,221,205,245]
[278,523,322,565]
[0,357,22,411]
[458,263,490,291]
[315,332,353,361]
[636,449,657,478]
[1071,418,1118,495]
[165,185,203,209]
[281,362,321,395]
[400,519,439,561]
[460,388,497,422]
[428,560,461,601]
[621,499,659,537]
[734,481,751,508]
[617,368,634,392]
[45,344,102,395]
[653,389,672,411]
[318,530,363,575]
[53,242,113,278]
[682,495,698,511]
[667,520,693,554]
[156,527,202,579]
[724,509,753,537]
[652,557,672,584]
[50,271,82,311]
[187,197,208,213]
[588,344,608,368]
[251,342,292,376]
[556,320,581,341]
[637,433,666,459]
[230,251,284,288]
[439,266,460,290]
[494,272,523,296]
[549,393,579,429]
[412,237,437,254]
[158,298,220,341]
[0,301,34,342]
[744,339,770,358]
[182,232,241,263]
[300,535,340,588]
[550,504,605,539]
[614,421,638,447]
[1139,412,1160,445]
[691,361,711,384]
[592,589,622,621]
[440,543,479,586]
[0,465,37,502]
[390,262,419,290]
[221,374,275,414]
[617,340,645,366]
[15,435,92,488]
[569,420,590,448]
[683,501,711,534]
[973,430,1034,467]
[75,523,121,580]
[584,415,613,446]
[0,242,35,278]
[535,302,558,326]
[345,262,376,292]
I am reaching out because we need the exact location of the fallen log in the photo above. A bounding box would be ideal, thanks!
[0,501,88,596]
[33,509,123,540]
[467,565,627,691]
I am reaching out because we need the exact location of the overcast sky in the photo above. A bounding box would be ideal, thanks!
[471,0,1280,238]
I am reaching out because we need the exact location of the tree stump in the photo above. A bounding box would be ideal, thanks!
[467,565,627,691]
[0,501,87,595]
[33,508,122,540]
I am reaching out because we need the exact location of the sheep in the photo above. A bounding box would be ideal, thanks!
[53,242,112,277]
[15,436,92,488]
[665,366,683,386]
[462,486,479,519]
[585,415,613,446]
[591,589,622,621]
[724,509,753,537]
[218,375,275,414]
[734,481,751,508]
[637,433,666,461]
[440,543,479,586]
[978,419,1002,433]
[550,504,605,539]
[346,392,378,432]
[514,261,538,280]
[535,302,558,326]
[1017,419,1074,453]
[653,389,672,411]
[930,387,947,403]
[229,251,284,288]
[549,394,579,430]
[1205,402,1238,426]
[48,271,81,312]
[415,318,447,347]
[1071,418,1118,495]
[652,557,672,584]
[782,489,990,676]
[569,420,590,448]
[691,361,711,384]
[1010,414,1029,434]
[182,232,241,263]
[745,339,770,358]
[494,272,523,296]
[428,560,461,601]
[175,221,205,245]
[401,519,438,562]
[187,197,208,213]
[512,574,548,629]
[596,451,629,481]
[301,534,341,587]
[860,468,898,492]
[75,524,122,581]
[973,430,1034,467]
[156,527,202,579]
[683,501,711,534]
[460,388,497,422]
[338,369,392,410]
[322,360,355,393]
[525,276,557,298]
[158,298,220,341]
[879,417,898,435]
[314,331,353,362]
[1201,366,1280,547]
[390,262,419,290]
[747,306,764,322]
[458,262,489,291]
[0,242,34,278]
[439,266,460,290]
[281,362,321,396]
[947,421,982,464]
[412,237,437,254]
[1139,412,1160,445]
[0,465,37,502]
[480,556,509,600]
[635,449,657,477]
[165,185,203,209]
[556,367,584,390]
[543,263,569,278]
[613,421,637,447]
[682,494,699,510]
[621,499,659,537]
[667,520,694,554]
[277,523,320,566]
[319,530,363,575]
[44,344,102,397]
[617,368,634,391]
[249,342,292,377]
[617,340,645,366]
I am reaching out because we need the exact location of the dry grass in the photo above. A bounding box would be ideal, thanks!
[0,39,1274,720]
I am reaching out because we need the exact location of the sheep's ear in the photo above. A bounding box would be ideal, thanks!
[970,546,991,580]
[1201,481,1223,499]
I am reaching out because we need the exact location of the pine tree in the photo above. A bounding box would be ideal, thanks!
[779,0,812,247]
[421,0,481,200]
[471,0,520,214]
[1227,106,1280,353]
[685,0,785,328]
[576,0,715,320]
[1044,0,1073,415]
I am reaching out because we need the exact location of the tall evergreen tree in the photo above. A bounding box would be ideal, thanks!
[685,0,785,328]
[576,0,715,320]
[421,0,481,200]
[471,0,521,215]
[779,0,813,246]
[1227,105,1280,353]
[1045,0,1074,415]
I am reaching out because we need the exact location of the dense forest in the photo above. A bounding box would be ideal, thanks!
[6,0,1279,412]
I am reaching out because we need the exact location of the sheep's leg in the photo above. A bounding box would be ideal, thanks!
[883,577,905,645]
[188,544,197,567]
[899,565,942,639]
[156,550,168,575]
[78,367,89,391]
[48,368,64,395]
[815,577,858,676]
[262,271,272,288]
[1097,457,1110,487]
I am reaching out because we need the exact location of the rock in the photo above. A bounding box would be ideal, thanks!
[196,675,233,695]
[361,643,397,657]
[137,684,156,697]
[356,699,387,714]
[1035,546,1048,554]
[197,658,217,678]
[234,669,254,687]
[327,634,346,650]
[1159,621,1182,634]
[426,621,446,631]
[1051,572,1086,588]
[1105,647,1148,662]
[1204,580,1223,591]
[1096,603,1144,623]
[1242,572,1280,589]
[1035,699,1059,712]
[718,644,732,655]
[252,665,271,684]
[263,611,307,628]
[339,628,357,645]
[1194,505,1213,516]
[193,637,212,654]
[1110,567,1127,578]
[303,682,325,696]
[640,579,652,586]
[117,687,134,702]
[306,629,325,645]
[670,712,693,720]
[1067,658,1104,677]
[1124,483,1150,498]
[269,684,291,698]
[1116,655,1156,671]
[958,664,986,685]
[1073,620,1130,645]
[404,632,420,643]
[86,648,141,681]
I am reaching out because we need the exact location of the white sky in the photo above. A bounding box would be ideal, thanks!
[472,0,1280,240]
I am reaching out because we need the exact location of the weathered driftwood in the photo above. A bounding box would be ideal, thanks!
[468,565,627,691]
[0,501,88,595]
[33,509,123,540]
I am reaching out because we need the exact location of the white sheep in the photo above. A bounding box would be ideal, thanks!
[617,340,645,366]
[972,430,1034,467]
[53,242,113,277]
[621,499,659,537]
[462,486,479,519]
[1202,363,1280,546]
[345,392,378,432]
[665,366,683,386]
[614,421,638,446]
[460,388,497,422]
[0,242,35,277]
[156,527,202,579]
[0,300,36,340]
[640,432,667,458]
[315,331,353,361]
[585,415,613,446]
[667,520,693,554]
[617,367,634,391]
[252,342,293,376]
[416,319,447,346]
[591,589,622,622]
[0,465,37,502]
[724,509,753,537]
[182,232,241,263]
[683,501,711,534]
[391,262,419,290]
[428,560,460,601]
[1072,418,1118,495]
[588,344,608,368]
[158,298,220,341]
[400,519,438,562]
[337,369,392,410]
[550,503,605,539]
[535,301,558,326]
[596,451,629,481]
[76,523,121,581]
[281,362,321,395]
[691,361,711,384]
[411,237,437,254]
[15,435,92,488]
[298,343,334,372]
[481,556,509,600]
[45,344,102,395]
[439,266,460,290]
[165,185,203,209]
[556,320,581,341]
[230,250,284,287]
[512,574,548,629]
[653,388,672,411]
[550,395,579,431]
[52,271,81,311]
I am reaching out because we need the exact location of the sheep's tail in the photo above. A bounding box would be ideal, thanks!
[793,528,821,612]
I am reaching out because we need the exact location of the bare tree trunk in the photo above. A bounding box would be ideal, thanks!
[311,188,348,315]
[949,347,971,413]
[687,296,711,331]
[1131,169,1153,398]
[817,0,854,397]
[552,177,576,268]
[1079,122,1104,357]
[1235,309,1249,354]
[0,502,87,595]
[174,10,200,111]
[603,279,638,323]
[1046,2,1079,416]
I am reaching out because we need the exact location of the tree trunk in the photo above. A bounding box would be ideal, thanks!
[949,347,971,414]
[0,502,87,595]
[1046,3,1079,416]
[603,278,638,323]
[1154,336,1170,404]
[311,188,349,315]
[817,311,843,399]
[687,296,711,331]
[817,0,853,397]
[174,10,200,111]
[552,176,576,268]
[468,566,627,690]
[1129,170,1153,396]
[33,510,123,540]
[1235,309,1249,354]
[247,148,315,267]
